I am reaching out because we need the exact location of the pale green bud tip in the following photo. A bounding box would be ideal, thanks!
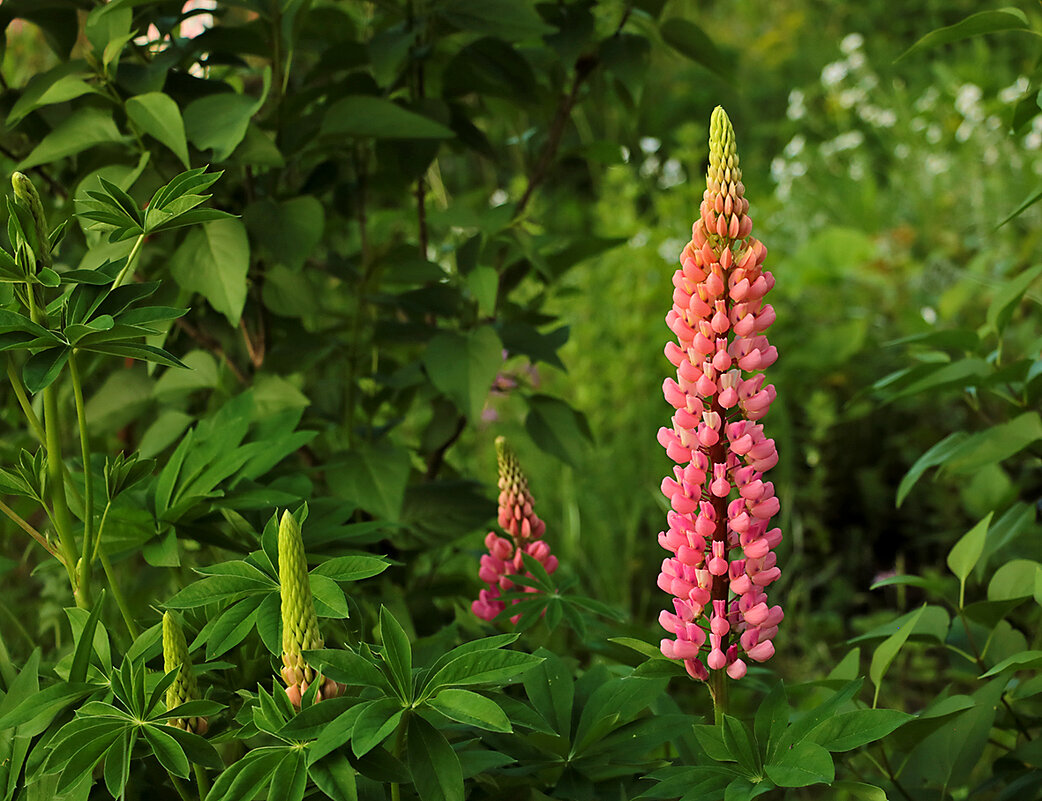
[162,612,198,718]
[707,106,741,189]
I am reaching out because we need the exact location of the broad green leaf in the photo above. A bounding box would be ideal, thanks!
[18,107,124,170]
[23,347,70,394]
[142,724,190,777]
[427,689,511,732]
[423,326,503,421]
[7,65,96,127]
[70,591,107,684]
[660,18,727,80]
[897,7,1032,62]
[424,649,542,697]
[988,559,1042,601]
[308,752,359,801]
[947,513,992,607]
[407,716,464,801]
[437,0,556,41]
[807,709,911,752]
[126,93,191,168]
[849,605,949,644]
[832,781,889,801]
[269,750,307,801]
[524,394,592,466]
[897,432,968,506]
[764,740,834,787]
[321,96,454,139]
[943,413,1042,473]
[184,87,265,161]
[304,649,394,693]
[986,264,1042,334]
[307,704,368,765]
[351,699,404,757]
[170,219,250,326]
[0,682,96,731]
[755,681,789,762]
[979,649,1042,677]
[311,573,350,619]
[870,605,926,707]
[327,444,410,521]
[245,196,325,271]
[379,606,413,699]
[164,575,272,608]
[311,555,389,582]
[721,715,759,775]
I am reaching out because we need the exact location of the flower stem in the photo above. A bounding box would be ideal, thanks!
[710,669,728,725]
[111,233,145,290]
[193,764,210,800]
[100,549,138,639]
[6,357,45,443]
[0,498,61,560]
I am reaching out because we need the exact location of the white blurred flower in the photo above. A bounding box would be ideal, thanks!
[784,134,806,158]
[628,230,649,248]
[924,154,948,175]
[955,121,974,143]
[914,87,939,112]
[955,83,983,119]
[840,33,864,54]
[999,76,1029,104]
[925,124,942,144]
[821,61,848,88]
[658,158,686,189]
[838,88,866,109]
[658,237,684,262]
[790,161,807,177]
[787,89,807,121]
[846,51,866,70]
[983,145,998,165]
[894,143,910,159]
[1025,130,1042,150]
[489,189,509,207]
[849,161,865,180]
[770,157,788,182]
[639,136,661,154]
[620,145,631,163]
[920,307,937,324]
[639,155,660,178]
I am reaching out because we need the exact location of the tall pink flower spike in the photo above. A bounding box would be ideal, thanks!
[657,106,782,683]
[472,436,558,622]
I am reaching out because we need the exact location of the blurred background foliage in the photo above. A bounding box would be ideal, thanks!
[0,0,1041,787]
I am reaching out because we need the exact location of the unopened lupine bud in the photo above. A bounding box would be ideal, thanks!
[278,510,344,707]
[656,107,782,682]
[163,611,207,734]
[472,436,557,622]
[11,172,50,268]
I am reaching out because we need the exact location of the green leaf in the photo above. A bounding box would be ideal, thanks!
[986,264,1042,334]
[6,64,96,127]
[423,326,503,421]
[944,413,1042,473]
[70,591,107,684]
[832,781,889,801]
[170,219,250,326]
[321,96,454,139]
[245,196,325,271]
[269,750,307,801]
[142,724,190,777]
[754,682,789,762]
[351,699,404,757]
[988,559,1042,601]
[164,575,273,608]
[380,606,413,700]
[18,107,124,170]
[424,649,542,697]
[326,446,408,526]
[311,555,389,582]
[308,752,359,801]
[721,715,759,775]
[23,347,70,394]
[524,394,592,466]
[807,709,912,752]
[896,7,1032,62]
[764,740,834,787]
[427,689,511,732]
[407,716,464,801]
[311,573,350,619]
[870,605,926,707]
[660,18,727,80]
[896,432,968,506]
[979,649,1042,677]
[0,682,96,731]
[307,704,368,765]
[437,0,556,41]
[947,513,993,606]
[305,649,394,693]
[126,93,191,168]
[184,82,266,161]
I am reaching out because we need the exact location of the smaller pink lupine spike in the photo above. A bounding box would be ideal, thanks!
[472,437,557,624]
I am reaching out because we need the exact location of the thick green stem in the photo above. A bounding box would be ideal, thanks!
[69,355,94,600]
[43,383,81,603]
[390,717,408,801]
[193,764,210,801]
[168,772,194,801]
[710,670,728,725]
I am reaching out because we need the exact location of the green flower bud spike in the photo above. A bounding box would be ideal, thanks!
[162,611,208,734]
[11,172,51,268]
[278,509,343,708]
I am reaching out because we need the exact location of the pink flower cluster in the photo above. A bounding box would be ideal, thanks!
[473,437,558,621]
[656,107,783,682]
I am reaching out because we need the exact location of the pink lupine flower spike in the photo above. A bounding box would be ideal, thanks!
[657,107,782,694]
[473,437,558,623]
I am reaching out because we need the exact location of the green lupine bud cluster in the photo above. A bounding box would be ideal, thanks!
[278,509,343,707]
[707,106,742,194]
[11,171,50,268]
[163,611,207,733]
